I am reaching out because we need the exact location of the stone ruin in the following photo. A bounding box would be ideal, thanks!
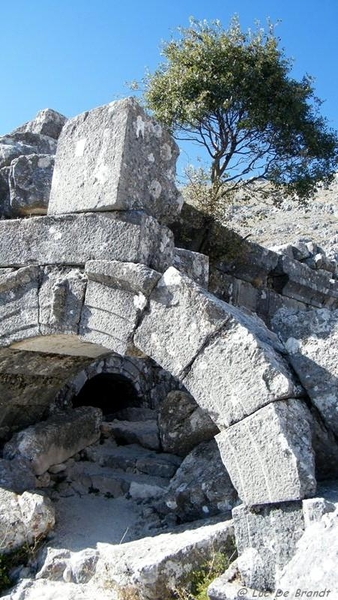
[0,97,338,599]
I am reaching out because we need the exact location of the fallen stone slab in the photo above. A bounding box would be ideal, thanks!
[9,153,54,216]
[93,517,235,600]
[48,97,182,223]
[0,211,174,273]
[0,489,55,554]
[233,502,304,592]
[272,307,338,438]
[104,419,160,450]
[4,407,102,475]
[135,268,302,427]
[158,390,219,456]
[208,560,275,600]
[85,259,161,296]
[165,440,238,522]
[12,108,67,140]
[216,399,316,506]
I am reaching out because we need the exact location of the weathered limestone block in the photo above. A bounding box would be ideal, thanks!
[135,268,301,427]
[12,108,67,140]
[158,390,218,456]
[39,267,87,335]
[0,489,55,554]
[9,153,54,216]
[0,166,10,216]
[272,307,338,438]
[80,280,147,356]
[48,98,182,223]
[216,399,316,506]
[173,247,209,288]
[94,518,234,600]
[0,266,40,347]
[165,440,237,522]
[0,211,174,272]
[233,502,304,592]
[276,507,338,595]
[0,131,56,169]
[4,407,102,475]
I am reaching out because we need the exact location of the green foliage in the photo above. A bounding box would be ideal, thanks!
[171,538,237,600]
[0,555,11,594]
[144,17,338,206]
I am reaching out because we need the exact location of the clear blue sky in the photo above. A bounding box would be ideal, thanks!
[1,0,337,167]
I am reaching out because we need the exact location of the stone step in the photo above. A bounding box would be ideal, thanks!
[107,407,157,422]
[101,419,160,450]
[68,461,170,500]
[83,442,181,479]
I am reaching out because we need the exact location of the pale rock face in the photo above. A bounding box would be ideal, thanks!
[0,489,55,554]
[11,108,67,140]
[48,98,181,223]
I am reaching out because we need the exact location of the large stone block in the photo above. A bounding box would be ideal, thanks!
[135,268,301,425]
[4,406,102,475]
[173,247,209,288]
[48,98,182,223]
[0,266,40,347]
[272,307,338,437]
[216,399,316,506]
[0,211,174,272]
[233,502,304,591]
[9,153,54,216]
[80,278,148,356]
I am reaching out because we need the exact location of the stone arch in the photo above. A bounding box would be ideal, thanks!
[0,257,316,508]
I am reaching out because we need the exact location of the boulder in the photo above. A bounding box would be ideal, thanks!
[216,399,316,506]
[9,153,54,216]
[158,390,218,456]
[4,407,102,475]
[12,108,67,140]
[233,501,304,592]
[0,489,55,554]
[48,98,182,223]
[165,440,238,522]
[272,307,338,437]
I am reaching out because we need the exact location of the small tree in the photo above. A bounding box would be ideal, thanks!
[144,17,338,214]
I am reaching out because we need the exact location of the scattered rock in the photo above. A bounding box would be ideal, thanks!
[158,390,219,456]
[9,153,54,216]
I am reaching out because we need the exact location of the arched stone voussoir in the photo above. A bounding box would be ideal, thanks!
[216,399,317,506]
[134,266,303,429]
[79,260,161,357]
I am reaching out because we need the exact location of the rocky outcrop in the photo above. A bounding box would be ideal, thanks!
[0,108,66,218]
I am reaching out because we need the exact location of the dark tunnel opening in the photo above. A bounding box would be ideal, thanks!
[72,373,140,416]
